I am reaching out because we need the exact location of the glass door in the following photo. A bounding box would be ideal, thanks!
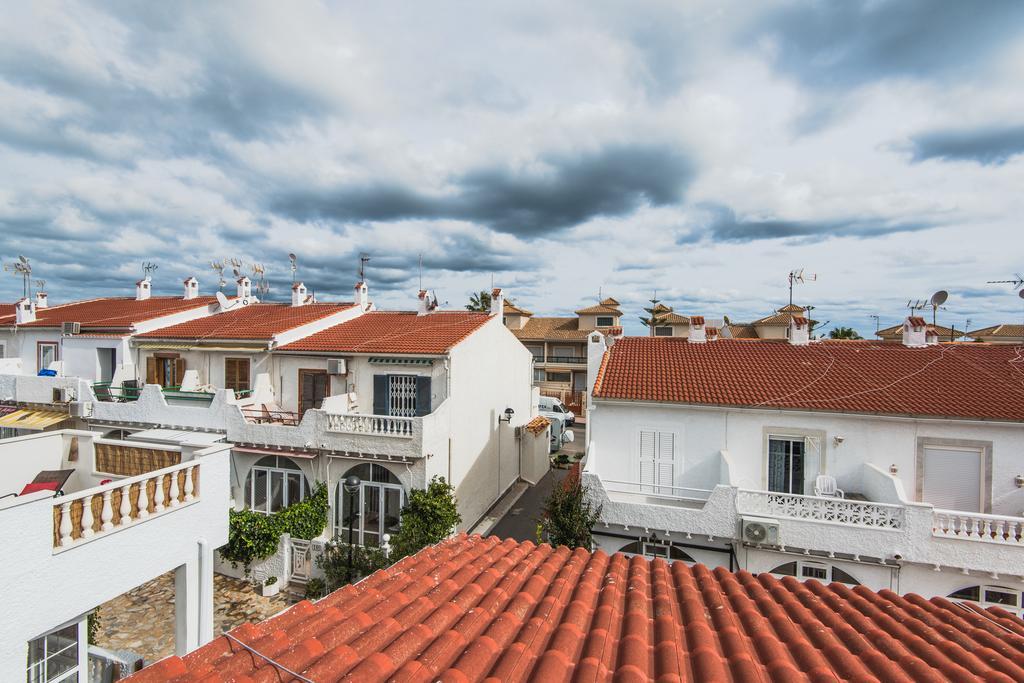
[768,437,805,494]
[338,480,405,546]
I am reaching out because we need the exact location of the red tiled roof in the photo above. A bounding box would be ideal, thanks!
[593,337,1024,421]
[129,534,1024,683]
[279,311,491,354]
[792,316,808,326]
[690,315,705,326]
[524,415,550,435]
[0,296,220,331]
[136,303,355,340]
[575,303,622,315]
[877,322,964,340]
[907,316,927,328]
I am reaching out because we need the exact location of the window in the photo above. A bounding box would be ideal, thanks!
[146,354,183,388]
[769,560,859,585]
[618,541,695,564]
[337,464,404,547]
[920,445,985,512]
[533,369,545,382]
[96,348,116,383]
[0,340,6,357]
[224,357,251,394]
[27,622,81,683]
[37,342,59,373]
[639,429,676,495]
[596,316,614,327]
[949,585,1022,614]
[655,326,673,336]
[546,371,571,383]
[373,374,431,417]
[245,456,309,514]
[526,345,544,360]
[768,436,805,494]
[299,369,329,415]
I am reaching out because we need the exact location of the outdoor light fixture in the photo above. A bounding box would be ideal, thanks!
[498,407,515,424]
[344,474,361,583]
[1016,475,1024,488]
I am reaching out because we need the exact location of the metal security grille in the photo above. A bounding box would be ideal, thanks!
[388,375,418,417]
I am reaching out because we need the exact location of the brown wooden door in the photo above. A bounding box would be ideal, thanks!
[299,369,329,415]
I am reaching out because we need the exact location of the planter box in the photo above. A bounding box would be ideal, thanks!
[261,581,280,597]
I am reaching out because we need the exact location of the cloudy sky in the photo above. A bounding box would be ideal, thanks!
[2,1,1023,335]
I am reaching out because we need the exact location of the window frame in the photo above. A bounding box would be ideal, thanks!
[26,620,83,683]
[545,371,571,383]
[224,357,251,393]
[36,341,59,373]
[766,434,806,495]
[246,456,308,515]
[596,315,614,327]
[654,326,673,336]
[768,560,859,585]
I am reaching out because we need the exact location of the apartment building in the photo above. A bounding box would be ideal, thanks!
[584,315,1024,611]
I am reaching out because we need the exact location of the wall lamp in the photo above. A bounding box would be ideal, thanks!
[498,407,515,424]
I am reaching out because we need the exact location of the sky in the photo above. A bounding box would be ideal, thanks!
[1,1,1023,336]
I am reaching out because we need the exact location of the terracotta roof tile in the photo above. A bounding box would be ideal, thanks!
[0,296,220,331]
[574,303,622,315]
[968,324,1024,338]
[525,415,550,435]
[502,300,532,316]
[279,311,491,354]
[136,303,354,340]
[127,534,1024,683]
[877,322,964,340]
[593,336,1024,421]
[511,317,592,341]
[690,315,705,326]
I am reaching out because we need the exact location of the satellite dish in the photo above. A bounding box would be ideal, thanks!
[1019,290,1024,300]
[930,290,948,307]
[18,255,28,263]
[215,291,231,309]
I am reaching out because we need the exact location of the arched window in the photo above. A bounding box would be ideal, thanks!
[949,585,1022,614]
[618,541,695,564]
[337,464,404,547]
[245,455,309,514]
[768,560,860,585]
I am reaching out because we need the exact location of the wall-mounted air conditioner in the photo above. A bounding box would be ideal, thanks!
[53,387,76,403]
[740,516,780,546]
[62,321,81,335]
[327,358,347,375]
[69,401,93,418]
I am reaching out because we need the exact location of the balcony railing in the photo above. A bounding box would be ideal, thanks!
[933,509,1024,545]
[52,460,199,551]
[602,478,713,504]
[736,490,905,529]
[240,406,301,426]
[325,412,416,438]
[92,382,141,402]
[541,356,586,364]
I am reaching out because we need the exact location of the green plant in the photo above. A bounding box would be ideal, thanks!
[264,575,278,586]
[276,483,329,540]
[87,609,101,645]
[389,476,461,560]
[304,577,327,601]
[317,539,391,590]
[555,453,570,464]
[539,470,602,550]
[829,326,862,340]
[465,290,491,312]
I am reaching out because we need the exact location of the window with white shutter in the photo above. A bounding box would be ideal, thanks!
[921,446,983,512]
[639,429,676,495]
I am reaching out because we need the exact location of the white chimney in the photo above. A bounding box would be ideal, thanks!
[688,316,706,343]
[587,331,607,397]
[417,289,432,316]
[490,288,504,316]
[35,291,48,309]
[291,282,308,307]
[707,326,719,342]
[15,298,35,324]
[236,276,251,299]
[354,281,369,310]
[183,276,199,300]
[925,328,939,346]
[136,277,152,301]
[902,316,927,348]
[789,316,810,345]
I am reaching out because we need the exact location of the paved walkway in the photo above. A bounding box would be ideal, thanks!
[486,467,570,542]
[93,571,291,664]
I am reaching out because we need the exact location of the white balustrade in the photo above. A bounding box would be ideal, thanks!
[52,460,200,550]
[737,490,905,529]
[932,509,1024,545]
[325,412,416,438]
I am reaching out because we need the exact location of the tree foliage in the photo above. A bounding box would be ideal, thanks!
[390,476,462,560]
[466,290,491,312]
[539,470,602,549]
[317,540,391,591]
[220,482,329,570]
[639,294,671,334]
[829,326,862,339]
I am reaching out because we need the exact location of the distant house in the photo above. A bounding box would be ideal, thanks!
[724,303,817,339]
[967,323,1024,344]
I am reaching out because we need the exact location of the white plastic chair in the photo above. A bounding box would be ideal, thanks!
[813,475,844,498]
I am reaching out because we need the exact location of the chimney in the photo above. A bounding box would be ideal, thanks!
[35,291,48,309]
[291,282,308,307]
[354,281,369,310]
[902,316,927,348]
[236,276,251,299]
[15,298,35,324]
[789,317,810,345]
[417,289,432,316]
[688,316,706,343]
[183,276,199,300]
[135,277,152,301]
[490,288,504,316]
[706,326,719,341]
[925,327,939,346]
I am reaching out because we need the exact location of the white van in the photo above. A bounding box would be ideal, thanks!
[539,396,575,426]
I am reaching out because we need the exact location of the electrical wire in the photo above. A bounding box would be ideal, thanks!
[222,631,317,682]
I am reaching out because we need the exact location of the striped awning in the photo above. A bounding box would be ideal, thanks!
[368,357,434,365]
[0,409,70,430]
[133,342,195,350]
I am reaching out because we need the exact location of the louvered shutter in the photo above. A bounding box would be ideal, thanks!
[639,430,656,491]
[415,376,431,417]
[922,447,982,512]
[373,375,388,415]
[174,358,185,386]
[146,357,158,385]
[656,432,675,495]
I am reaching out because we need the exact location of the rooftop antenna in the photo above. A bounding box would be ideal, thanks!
[141,261,158,279]
[35,279,46,292]
[869,314,880,335]
[987,274,1024,290]
[928,290,948,328]
[358,253,370,282]
[906,299,926,314]
[418,254,423,292]
[3,255,32,298]
[788,268,817,307]
[288,253,298,284]
[210,260,226,290]
[252,263,269,297]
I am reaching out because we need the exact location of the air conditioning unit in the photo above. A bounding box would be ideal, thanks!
[740,516,780,546]
[62,321,81,335]
[327,358,347,375]
[53,387,76,403]
[69,401,93,418]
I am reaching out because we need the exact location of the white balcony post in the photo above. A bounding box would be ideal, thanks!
[136,481,150,519]
[59,502,73,546]
[169,470,181,508]
[80,495,95,539]
[183,466,195,502]
[100,491,114,531]
[153,473,166,513]
[119,484,133,526]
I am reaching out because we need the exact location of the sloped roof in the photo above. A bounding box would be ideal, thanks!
[127,533,1024,683]
[662,312,690,324]
[600,296,620,306]
[279,311,491,354]
[574,303,622,315]
[724,322,758,338]
[968,324,1024,338]
[778,303,806,313]
[0,296,220,331]
[502,300,532,316]
[136,303,354,340]
[593,336,1024,421]
[511,316,589,340]
[877,322,964,340]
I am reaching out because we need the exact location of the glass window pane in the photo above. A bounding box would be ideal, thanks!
[363,485,381,547]
[252,469,268,512]
[269,471,284,512]
[383,488,402,536]
[984,589,1019,606]
[770,562,797,576]
[286,473,303,508]
[949,586,981,601]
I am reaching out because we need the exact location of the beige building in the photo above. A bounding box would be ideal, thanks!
[876,322,964,342]
[966,323,1024,344]
[724,304,816,339]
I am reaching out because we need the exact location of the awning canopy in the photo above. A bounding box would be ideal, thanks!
[125,428,226,446]
[134,342,195,350]
[0,409,70,430]
[368,357,434,365]
[232,445,317,459]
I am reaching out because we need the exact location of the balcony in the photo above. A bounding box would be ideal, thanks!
[541,355,586,365]
[325,412,416,438]
[736,489,905,530]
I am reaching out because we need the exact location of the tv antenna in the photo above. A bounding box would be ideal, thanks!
[141,261,158,279]
[787,268,817,306]
[252,263,269,297]
[35,279,46,292]
[869,314,880,335]
[418,254,423,291]
[3,255,32,298]
[358,253,370,282]
[906,299,926,313]
[288,253,297,284]
[210,260,227,290]
[928,290,948,327]
[987,274,1024,290]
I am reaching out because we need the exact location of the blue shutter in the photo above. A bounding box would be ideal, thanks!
[373,375,388,415]
[415,376,431,416]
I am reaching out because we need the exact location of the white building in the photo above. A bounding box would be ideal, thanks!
[584,315,1024,612]
[0,428,230,681]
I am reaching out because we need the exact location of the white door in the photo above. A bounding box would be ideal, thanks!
[639,430,676,495]
[921,446,983,512]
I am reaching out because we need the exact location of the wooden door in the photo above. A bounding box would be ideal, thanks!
[298,369,329,415]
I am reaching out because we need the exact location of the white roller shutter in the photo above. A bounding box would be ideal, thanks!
[921,446,982,512]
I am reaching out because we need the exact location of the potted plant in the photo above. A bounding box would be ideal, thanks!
[261,575,280,597]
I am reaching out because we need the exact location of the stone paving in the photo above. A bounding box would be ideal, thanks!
[93,571,291,664]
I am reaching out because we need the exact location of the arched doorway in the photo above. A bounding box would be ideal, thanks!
[768,560,860,585]
[337,464,404,547]
[244,455,310,514]
[618,541,695,564]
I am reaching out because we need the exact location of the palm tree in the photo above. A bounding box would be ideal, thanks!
[465,290,491,312]
[829,326,862,340]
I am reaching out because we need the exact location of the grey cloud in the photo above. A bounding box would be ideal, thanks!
[273,144,695,235]
[905,124,1024,166]
[752,1,1024,88]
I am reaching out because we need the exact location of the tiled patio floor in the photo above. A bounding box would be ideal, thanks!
[93,570,292,664]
